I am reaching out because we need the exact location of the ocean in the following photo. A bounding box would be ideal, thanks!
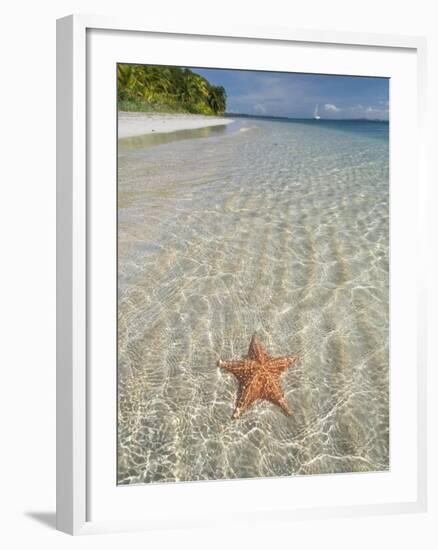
[117,117,389,485]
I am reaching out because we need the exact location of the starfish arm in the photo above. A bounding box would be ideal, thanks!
[218,359,258,382]
[232,387,258,419]
[247,334,269,363]
[232,376,263,419]
[262,377,293,416]
[267,355,298,375]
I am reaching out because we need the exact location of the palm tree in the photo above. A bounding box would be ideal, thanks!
[117,64,227,115]
[117,64,140,100]
[139,66,173,103]
[208,85,227,114]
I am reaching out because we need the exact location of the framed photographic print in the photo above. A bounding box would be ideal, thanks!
[56,15,427,535]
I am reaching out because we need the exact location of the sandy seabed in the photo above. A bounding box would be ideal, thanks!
[117,117,390,485]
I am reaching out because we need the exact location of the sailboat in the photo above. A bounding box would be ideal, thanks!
[313,104,321,120]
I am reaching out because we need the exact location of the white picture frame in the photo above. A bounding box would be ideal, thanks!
[56,14,428,535]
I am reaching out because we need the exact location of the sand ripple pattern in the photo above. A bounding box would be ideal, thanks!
[117,119,389,485]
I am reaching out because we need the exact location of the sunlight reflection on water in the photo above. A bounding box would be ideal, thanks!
[117,118,389,485]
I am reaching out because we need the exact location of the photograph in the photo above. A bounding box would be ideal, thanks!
[116,64,390,486]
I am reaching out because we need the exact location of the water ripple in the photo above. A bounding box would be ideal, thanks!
[117,119,389,485]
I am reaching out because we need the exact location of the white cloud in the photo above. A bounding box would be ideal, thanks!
[363,105,389,119]
[320,103,388,120]
[337,104,389,120]
[253,103,266,114]
[324,103,341,112]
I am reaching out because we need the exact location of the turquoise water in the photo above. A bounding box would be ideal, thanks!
[117,117,389,485]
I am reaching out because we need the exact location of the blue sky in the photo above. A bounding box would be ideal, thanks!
[191,68,389,120]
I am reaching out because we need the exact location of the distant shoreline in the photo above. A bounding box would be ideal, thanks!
[118,110,388,140]
[118,111,234,139]
[226,113,389,123]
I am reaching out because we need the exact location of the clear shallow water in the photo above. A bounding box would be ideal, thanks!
[117,117,389,485]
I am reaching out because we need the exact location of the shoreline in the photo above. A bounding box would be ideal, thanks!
[118,111,234,139]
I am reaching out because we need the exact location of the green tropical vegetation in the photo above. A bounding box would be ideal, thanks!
[118,64,227,115]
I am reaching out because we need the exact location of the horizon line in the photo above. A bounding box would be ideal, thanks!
[225,112,389,122]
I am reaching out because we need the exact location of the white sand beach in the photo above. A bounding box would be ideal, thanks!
[118,111,234,139]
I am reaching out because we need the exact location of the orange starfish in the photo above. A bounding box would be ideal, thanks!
[218,335,298,419]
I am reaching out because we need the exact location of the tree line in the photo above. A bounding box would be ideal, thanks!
[118,64,227,115]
